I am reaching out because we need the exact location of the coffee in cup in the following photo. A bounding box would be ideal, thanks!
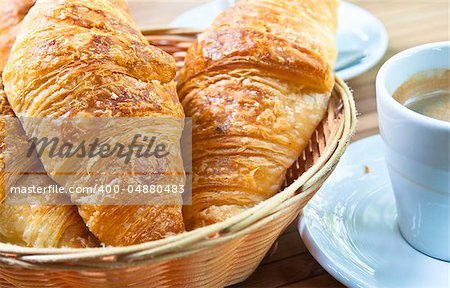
[393,69,449,122]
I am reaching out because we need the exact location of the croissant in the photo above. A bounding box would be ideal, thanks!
[178,0,338,229]
[0,77,98,248]
[0,0,35,70]
[3,0,186,246]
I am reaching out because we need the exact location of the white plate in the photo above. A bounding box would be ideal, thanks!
[298,135,450,288]
[170,1,388,80]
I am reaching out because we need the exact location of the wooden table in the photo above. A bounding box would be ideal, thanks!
[129,1,449,287]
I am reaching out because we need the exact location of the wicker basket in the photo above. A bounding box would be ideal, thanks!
[0,29,357,288]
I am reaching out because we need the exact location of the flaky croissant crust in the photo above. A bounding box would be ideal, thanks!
[179,0,338,228]
[4,0,183,119]
[0,77,98,248]
[3,0,186,246]
[179,0,338,94]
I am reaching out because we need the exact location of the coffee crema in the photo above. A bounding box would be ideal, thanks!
[393,69,450,122]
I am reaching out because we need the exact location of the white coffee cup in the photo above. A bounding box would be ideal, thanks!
[376,42,450,262]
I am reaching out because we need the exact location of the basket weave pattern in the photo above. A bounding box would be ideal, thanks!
[0,29,357,288]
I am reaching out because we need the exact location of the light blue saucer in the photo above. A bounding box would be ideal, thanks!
[299,135,450,288]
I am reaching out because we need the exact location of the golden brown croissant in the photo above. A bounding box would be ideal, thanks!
[0,78,98,248]
[0,0,35,71]
[3,0,186,246]
[178,0,338,229]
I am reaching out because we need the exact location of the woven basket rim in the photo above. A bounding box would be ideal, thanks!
[0,75,356,269]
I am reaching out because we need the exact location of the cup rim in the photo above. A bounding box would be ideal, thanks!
[376,41,450,130]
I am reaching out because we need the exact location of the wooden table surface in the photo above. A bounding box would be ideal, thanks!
[128,1,449,287]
